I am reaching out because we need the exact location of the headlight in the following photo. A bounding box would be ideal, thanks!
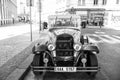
[92,51,97,54]
[48,44,55,51]
[74,44,81,51]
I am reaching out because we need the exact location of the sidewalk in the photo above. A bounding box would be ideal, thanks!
[0,22,27,27]
[0,22,44,66]
[0,23,40,40]
[0,22,48,80]
[86,26,101,28]
[0,22,49,80]
[0,31,39,80]
[104,26,120,30]
[86,25,120,30]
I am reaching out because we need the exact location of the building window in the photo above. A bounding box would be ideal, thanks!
[78,0,85,6]
[103,0,107,5]
[116,0,119,4]
[56,0,62,4]
[94,0,98,5]
[78,0,81,5]
[83,0,85,5]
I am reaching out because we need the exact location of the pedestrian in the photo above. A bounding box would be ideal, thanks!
[43,22,48,29]
[99,18,103,28]
[24,17,26,23]
[81,21,86,29]
[12,18,14,24]
[87,19,89,25]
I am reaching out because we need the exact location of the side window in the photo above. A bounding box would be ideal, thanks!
[103,0,107,5]
[116,0,119,4]
[94,0,98,5]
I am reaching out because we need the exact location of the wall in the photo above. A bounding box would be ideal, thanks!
[0,0,17,25]
[0,0,1,25]
[106,11,120,28]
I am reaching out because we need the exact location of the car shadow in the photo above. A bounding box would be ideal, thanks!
[43,72,95,80]
[33,70,107,80]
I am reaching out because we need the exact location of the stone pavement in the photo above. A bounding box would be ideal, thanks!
[105,26,120,30]
[0,31,39,67]
[86,26,101,28]
[0,22,27,27]
[0,23,48,80]
[0,23,41,67]
[0,30,47,80]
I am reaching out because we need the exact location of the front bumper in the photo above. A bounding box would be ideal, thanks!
[31,66,100,72]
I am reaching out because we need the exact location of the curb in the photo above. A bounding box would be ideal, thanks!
[5,53,34,80]
[18,66,31,80]
[0,23,28,28]
[0,40,39,80]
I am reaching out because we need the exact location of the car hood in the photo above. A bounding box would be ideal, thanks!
[48,28,81,43]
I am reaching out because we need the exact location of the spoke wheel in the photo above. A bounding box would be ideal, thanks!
[32,54,44,76]
[86,53,98,77]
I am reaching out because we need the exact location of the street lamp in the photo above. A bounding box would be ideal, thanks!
[38,0,42,32]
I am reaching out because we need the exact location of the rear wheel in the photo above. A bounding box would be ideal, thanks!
[32,54,44,75]
[86,53,98,77]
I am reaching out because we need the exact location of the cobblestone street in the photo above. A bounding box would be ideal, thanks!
[0,23,40,67]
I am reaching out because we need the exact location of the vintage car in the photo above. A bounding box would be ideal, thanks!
[31,15,100,77]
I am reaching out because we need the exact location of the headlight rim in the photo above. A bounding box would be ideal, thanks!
[74,43,81,51]
[48,43,55,51]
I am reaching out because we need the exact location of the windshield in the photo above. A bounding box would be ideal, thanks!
[48,16,80,28]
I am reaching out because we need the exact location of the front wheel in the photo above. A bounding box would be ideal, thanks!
[86,53,98,77]
[31,54,44,76]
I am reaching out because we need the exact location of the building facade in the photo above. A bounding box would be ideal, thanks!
[0,0,17,26]
[56,0,68,14]
[56,0,120,27]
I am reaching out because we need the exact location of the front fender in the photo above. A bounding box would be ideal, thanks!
[82,44,99,53]
[32,43,47,54]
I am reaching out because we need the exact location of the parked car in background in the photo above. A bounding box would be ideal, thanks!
[81,16,87,28]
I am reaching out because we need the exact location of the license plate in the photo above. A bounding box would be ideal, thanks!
[54,67,76,72]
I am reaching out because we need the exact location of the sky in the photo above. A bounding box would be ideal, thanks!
[41,0,57,21]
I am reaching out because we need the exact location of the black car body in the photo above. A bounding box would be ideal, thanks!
[31,15,100,77]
